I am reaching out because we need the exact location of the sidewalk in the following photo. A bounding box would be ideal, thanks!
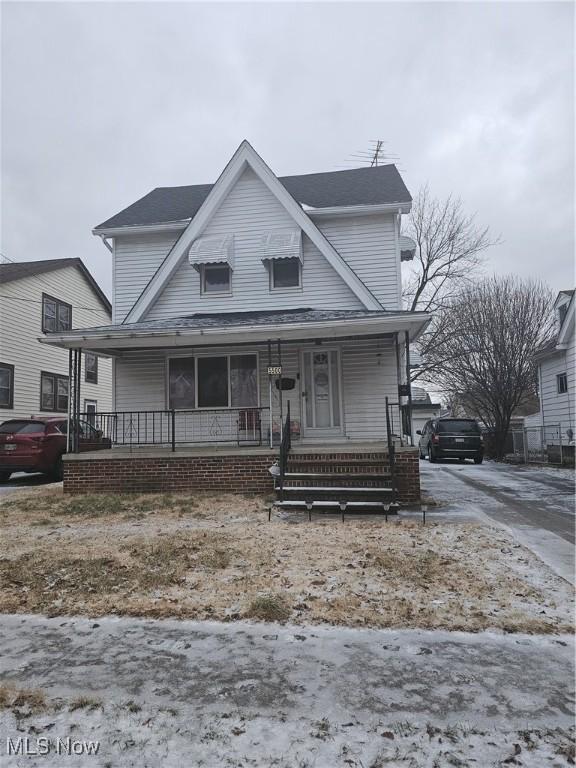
[0,614,573,767]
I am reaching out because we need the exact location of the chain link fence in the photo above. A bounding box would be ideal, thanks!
[510,423,575,465]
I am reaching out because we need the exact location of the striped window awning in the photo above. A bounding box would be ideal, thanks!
[260,230,303,262]
[188,234,234,269]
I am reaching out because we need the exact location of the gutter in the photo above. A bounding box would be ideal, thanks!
[92,203,412,239]
[38,311,432,347]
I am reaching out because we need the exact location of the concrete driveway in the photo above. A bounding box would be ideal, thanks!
[0,472,60,497]
[420,459,575,584]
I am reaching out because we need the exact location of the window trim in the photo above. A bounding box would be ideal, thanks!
[557,372,568,395]
[41,293,72,333]
[40,371,69,413]
[84,352,98,384]
[0,362,14,409]
[269,257,302,291]
[167,352,260,410]
[200,264,232,296]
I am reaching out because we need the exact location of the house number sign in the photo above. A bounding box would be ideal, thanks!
[267,366,282,375]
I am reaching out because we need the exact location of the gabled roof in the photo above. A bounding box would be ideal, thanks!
[94,163,411,231]
[123,141,383,322]
[0,257,111,313]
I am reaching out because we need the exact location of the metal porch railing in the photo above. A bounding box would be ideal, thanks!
[78,407,271,451]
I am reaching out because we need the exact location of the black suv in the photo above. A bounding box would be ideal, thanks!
[417,418,484,464]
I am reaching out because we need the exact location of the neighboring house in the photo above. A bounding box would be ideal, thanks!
[410,387,442,436]
[42,141,431,503]
[0,258,112,421]
[532,289,575,447]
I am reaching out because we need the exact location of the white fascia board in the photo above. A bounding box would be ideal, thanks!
[92,220,191,238]
[557,298,575,346]
[38,312,432,351]
[92,204,411,239]
[307,202,411,217]
[124,141,382,323]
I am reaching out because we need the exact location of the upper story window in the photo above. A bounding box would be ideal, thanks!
[261,230,303,291]
[557,373,568,394]
[85,353,98,384]
[271,257,301,289]
[0,363,14,409]
[201,264,231,294]
[558,303,568,328]
[42,294,72,333]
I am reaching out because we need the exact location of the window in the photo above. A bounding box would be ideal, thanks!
[84,400,97,426]
[557,373,568,394]
[271,258,300,289]
[40,372,69,412]
[42,294,72,332]
[201,264,231,294]
[168,354,258,409]
[169,358,196,409]
[85,353,98,384]
[0,363,14,409]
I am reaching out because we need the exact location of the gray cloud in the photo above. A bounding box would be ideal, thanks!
[2,1,573,299]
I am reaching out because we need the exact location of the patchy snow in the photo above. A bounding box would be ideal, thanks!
[0,615,573,767]
[420,460,575,585]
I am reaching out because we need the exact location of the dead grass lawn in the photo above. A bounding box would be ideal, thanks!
[0,488,573,633]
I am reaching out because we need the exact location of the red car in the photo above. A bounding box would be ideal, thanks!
[0,417,111,482]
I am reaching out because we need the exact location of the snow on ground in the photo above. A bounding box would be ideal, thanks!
[419,459,575,585]
[0,615,574,767]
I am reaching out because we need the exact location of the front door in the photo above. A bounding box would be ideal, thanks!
[301,349,343,437]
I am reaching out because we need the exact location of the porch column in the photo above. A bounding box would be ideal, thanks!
[404,331,413,446]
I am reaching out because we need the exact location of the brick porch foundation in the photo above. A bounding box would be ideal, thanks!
[63,447,421,503]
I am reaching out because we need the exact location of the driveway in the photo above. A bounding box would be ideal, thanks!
[0,614,573,767]
[420,459,575,584]
[0,472,59,497]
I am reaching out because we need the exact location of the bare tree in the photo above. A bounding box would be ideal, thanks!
[423,276,555,458]
[404,187,499,383]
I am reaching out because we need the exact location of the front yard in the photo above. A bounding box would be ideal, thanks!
[0,489,572,634]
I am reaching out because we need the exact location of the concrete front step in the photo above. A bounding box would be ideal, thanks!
[273,499,399,515]
[278,486,394,501]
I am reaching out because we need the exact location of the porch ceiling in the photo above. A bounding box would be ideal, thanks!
[38,307,432,356]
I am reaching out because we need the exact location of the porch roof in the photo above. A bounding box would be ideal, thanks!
[39,307,431,354]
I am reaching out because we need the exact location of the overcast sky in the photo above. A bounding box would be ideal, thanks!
[1,1,574,302]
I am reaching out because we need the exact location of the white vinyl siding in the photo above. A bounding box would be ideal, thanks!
[539,345,575,432]
[0,266,112,420]
[125,168,364,320]
[316,213,401,310]
[114,338,398,443]
[113,232,180,322]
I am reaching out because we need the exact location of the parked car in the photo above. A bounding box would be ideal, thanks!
[417,418,484,464]
[0,417,111,482]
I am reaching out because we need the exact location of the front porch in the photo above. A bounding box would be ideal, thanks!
[63,441,421,503]
[42,308,429,504]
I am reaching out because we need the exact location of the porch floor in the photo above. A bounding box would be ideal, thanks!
[65,440,401,462]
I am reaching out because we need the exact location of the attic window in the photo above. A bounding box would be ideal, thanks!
[261,230,302,263]
[189,234,234,269]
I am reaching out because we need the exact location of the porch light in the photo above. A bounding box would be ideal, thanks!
[188,234,235,269]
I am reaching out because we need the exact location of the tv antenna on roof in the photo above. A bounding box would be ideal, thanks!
[341,140,400,169]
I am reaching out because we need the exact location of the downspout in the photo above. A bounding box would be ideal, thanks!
[404,331,413,446]
[98,235,113,253]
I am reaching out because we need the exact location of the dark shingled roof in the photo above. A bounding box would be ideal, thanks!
[50,307,421,336]
[95,164,411,231]
[0,258,111,314]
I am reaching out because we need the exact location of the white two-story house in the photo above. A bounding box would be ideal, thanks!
[42,142,430,505]
[0,258,112,421]
[531,289,575,458]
